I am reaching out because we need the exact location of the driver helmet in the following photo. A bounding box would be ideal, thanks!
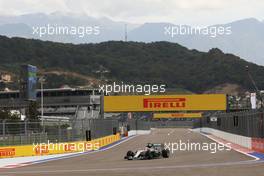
[146,143,153,148]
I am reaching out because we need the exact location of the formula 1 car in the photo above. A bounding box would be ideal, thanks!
[124,143,170,160]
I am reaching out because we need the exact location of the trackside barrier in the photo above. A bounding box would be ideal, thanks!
[194,110,264,138]
[193,109,264,153]
[128,130,151,136]
[252,138,264,153]
[0,133,120,159]
[0,119,119,146]
[194,128,251,149]
[194,127,264,154]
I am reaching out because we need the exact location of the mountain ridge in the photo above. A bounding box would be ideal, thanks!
[0,13,263,65]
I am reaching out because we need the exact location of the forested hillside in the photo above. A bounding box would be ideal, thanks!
[0,35,263,92]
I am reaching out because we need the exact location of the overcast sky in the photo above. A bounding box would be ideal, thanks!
[0,0,263,25]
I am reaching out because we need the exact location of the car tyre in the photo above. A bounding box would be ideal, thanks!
[162,149,170,158]
[126,151,134,160]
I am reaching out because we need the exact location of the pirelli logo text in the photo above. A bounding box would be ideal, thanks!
[0,148,16,157]
[143,98,186,109]
[104,94,226,112]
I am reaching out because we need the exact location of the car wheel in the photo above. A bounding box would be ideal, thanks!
[162,149,170,158]
[126,150,134,160]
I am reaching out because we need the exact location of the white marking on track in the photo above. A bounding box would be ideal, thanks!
[168,129,175,136]
[1,160,264,174]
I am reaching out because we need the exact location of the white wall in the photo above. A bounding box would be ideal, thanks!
[128,130,151,136]
[193,128,252,149]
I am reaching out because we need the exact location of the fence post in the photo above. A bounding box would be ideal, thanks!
[81,119,84,140]
[58,120,62,142]
[43,119,46,134]
[2,120,5,136]
[86,130,91,141]
[136,119,138,132]
[24,119,28,135]
[246,112,250,137]
[261,111,264,138]
[3,120,6,145]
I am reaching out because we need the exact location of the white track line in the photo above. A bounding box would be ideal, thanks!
[167,129,175,136]
[1,160,264,174]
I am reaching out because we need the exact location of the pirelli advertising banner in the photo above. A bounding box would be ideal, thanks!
[104,94,227,112]
[0,134,120,159]
[153,113,202,119]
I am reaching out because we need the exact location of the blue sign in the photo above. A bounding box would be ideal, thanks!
[20,64,37,101]
[27,65,37,101]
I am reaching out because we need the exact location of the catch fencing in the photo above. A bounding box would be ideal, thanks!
[193,110,264,138]
[0,118,194,146]
[0,119,119,146]
[127,119,193,131]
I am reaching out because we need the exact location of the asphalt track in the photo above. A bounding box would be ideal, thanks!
[1,128,264,176]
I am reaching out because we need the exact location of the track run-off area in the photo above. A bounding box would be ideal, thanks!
[1,128,264,176]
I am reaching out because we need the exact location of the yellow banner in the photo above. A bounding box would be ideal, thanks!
[104,94,226,112]
[153,113,202,118]
[0,134,120,159]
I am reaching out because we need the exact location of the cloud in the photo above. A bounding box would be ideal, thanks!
[0,0,263,25]
[0,0,68,15]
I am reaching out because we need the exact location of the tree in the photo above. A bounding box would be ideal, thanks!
[26,101,39,122]
[0,109,20,121]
